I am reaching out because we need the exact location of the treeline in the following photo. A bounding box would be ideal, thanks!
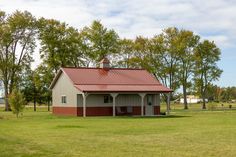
[0,10,223,111]
[206,85,236,102]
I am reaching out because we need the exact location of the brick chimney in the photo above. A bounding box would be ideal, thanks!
[99,57,110,69]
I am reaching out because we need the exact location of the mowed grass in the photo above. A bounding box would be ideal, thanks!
[0,107,236,157]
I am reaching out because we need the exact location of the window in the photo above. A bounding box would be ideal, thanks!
[104,95,113,103]
[61,96,67,104]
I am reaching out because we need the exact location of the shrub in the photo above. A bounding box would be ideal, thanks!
[8,89,26,118]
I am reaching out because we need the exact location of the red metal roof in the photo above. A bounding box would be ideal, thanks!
[74,84,172,92]
[54,67,172,93]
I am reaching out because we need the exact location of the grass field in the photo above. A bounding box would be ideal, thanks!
[0,106,236,157]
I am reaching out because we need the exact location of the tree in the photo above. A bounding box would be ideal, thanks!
[20,65,54,111]
[152,28,181,97]
[8,89,26,118]
[38,18,87,74]
[119,34,179,106]
[0,10,37,111]
[34,65,53,111]
[219,87,236,102]
[115,38,134,68]
[204,84,222,102]
[127,36,150,68]
[82,20,120,64]
[176,29,200,109]
[194,40,222,109]
[19,69,34,107]
[20,69,39,111]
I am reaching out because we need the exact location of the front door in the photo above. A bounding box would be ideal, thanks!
[145,95,153,116]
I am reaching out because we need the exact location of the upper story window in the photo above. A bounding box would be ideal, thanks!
[104,95,113,103]
[61,96,67,104]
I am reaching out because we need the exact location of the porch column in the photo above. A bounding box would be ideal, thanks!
[139,93,146,116]
[82,93,88,117]
[166,92,170,115]
[110,93,118,117]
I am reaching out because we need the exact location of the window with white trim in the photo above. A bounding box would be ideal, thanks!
[61,96,67,104]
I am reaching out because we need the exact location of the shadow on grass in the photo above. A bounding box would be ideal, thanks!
[56,125,84,129]
[116,115,191,119]
[49,114,192,120]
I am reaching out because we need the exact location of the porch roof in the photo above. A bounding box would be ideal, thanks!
[74,84,172,93]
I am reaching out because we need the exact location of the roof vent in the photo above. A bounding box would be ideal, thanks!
[100,57,110,69]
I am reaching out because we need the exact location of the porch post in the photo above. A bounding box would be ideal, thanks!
[110,93,118,117]
[166,92,170,115]
[82,93,88,117]
[139,93,146,116]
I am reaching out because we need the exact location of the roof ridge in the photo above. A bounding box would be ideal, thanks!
[62,67,146,70]
[74,83,162,85]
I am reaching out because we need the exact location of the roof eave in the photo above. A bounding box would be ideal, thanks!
[49,69,63,89]
[78,90,173,93]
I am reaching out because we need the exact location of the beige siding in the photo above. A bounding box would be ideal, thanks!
[116,94,141,106]
[144,94,160,106]
[153,94,160,106]
[84,94,113,107]
[52,72,81,107]
[77,94,83,107]
[79,93,160,107]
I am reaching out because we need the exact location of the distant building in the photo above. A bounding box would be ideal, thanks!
[180,95,208,104]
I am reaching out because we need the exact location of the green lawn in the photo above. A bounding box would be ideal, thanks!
[0,107,236,157]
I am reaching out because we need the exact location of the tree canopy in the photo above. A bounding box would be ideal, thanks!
[0,10,37,111]
[0,10,224,110]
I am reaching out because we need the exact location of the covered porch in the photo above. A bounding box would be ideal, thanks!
[77,92,171,117]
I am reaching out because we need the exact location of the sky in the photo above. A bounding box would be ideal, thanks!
[0,0,236,87]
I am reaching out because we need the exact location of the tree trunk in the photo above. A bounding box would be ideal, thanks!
[47,97,50,112]
[33,85,36,112]
[202,88,206,109]
[202,96,206,109]
[169,71,172,110]
[164,94,171,110]
[183,85,188,109]
[4,84,10,111]
[167,96,171,111]
[202,73,207,109]
[33,98,36,112]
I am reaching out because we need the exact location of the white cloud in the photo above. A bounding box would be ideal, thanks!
[202,35,231,48]
[1,0,235,41]
[1,0,236,69]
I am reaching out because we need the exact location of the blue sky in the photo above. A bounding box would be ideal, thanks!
[0,0,235,87]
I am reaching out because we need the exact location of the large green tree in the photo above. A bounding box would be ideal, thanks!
[116,38,134,68]
[176,29,200,109]
[194,40,222,109]
[127,36,150,68]
[82,20,120,64]
[38,18,87,73]
[153,28,181,96]
[0,10,37,111]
